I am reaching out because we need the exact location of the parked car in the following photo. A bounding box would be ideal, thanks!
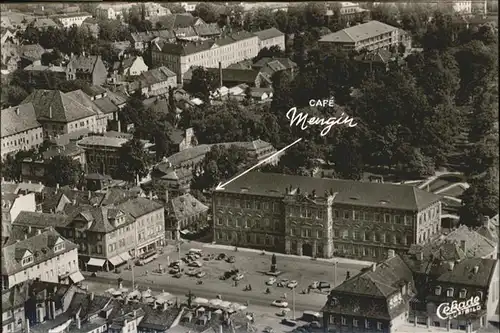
[318,281,331,289]
[271,300,289,308]
[281,318,297,327]
[227,256,236,263]
[310,281,319,289]
[277,279,289,287]
[266,277,277,285]
[186,268,197,276]
[169,267,183,274]
[287,280,298,289]
[196,271,206,278]
[263,327,274,333]
[188,261,202,268]
[169,261,180,268]
[309,321,321,329]
[277,308,291,317]
[173,272,182,278]
[217,253,227,260]
[136,251,159,266]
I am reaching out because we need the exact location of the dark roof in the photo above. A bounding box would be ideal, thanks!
[355,49,393,63]
[437,258,497,287]
[1,103,42,138]
[22,89,96,123]
[174,26,197,38]
[67,205,135,233]
[1,228,78,275]
[118,197,163,218]
[323,255,414,320]
[67,55,103,72]
[253,28,284,40]
[156,13,202,30]
[253,57,297,70]
[130,30,175,43]
[320,20,397,43]
[206,68,260,84]
[13,211,69,228]
[193,23,221,36]
[168,193,208,221]
[81,85,107,97]
[2,283,29,312]
[137,66,176,87]
[218,171,441,211]
[67,292,112,320]
[94,97,119,114]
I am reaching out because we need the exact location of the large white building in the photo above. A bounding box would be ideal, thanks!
[50,12,92,28]
[152,28,286,82]
[1,228,82,290]
[95,2,170,20]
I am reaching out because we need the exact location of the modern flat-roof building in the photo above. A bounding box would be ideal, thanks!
[319,20,411,53]
[212,171,441,260]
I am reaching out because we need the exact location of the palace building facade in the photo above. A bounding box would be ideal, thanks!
[212,172,441,261]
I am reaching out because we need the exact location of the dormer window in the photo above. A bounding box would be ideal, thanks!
[459,289,467,298]
[447,288,454,297]
[54,243,65,252]
[435,286,442,295]
[22,255,33,266]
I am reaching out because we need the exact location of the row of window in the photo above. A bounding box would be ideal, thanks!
[329,316,384,330]
[216,231,275,246]
[216,217,280,230]
[333,229,412,245]
[2,132,41,148]
[435,286,482,299]
[21,244,66,267]
[290,228,323,238]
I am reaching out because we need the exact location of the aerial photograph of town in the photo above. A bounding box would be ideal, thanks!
[0,1,498,333]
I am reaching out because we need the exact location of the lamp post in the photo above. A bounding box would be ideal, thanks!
[333,260,337,287]
[292,286,296,320]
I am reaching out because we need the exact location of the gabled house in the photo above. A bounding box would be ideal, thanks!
[111,55,149,83]
[155,13,205,30]
[253,27,286,51]
[129,30,175,51]
[1,283,29,332]
[166,193,209,239]
[323,252,416,333]
[1,228,80,289]
[193,23,222,39]
[127,66,177,97]
[66,54,107,86]
[22,89,104,139]
[252,57,298,79]
[1,103,44,159]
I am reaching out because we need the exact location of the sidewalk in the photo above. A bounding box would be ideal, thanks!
[202,243,374,267]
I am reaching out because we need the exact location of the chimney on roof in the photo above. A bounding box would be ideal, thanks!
[25,319,30,333]
[417,251,423,261]
[460,240,466,253]
[76,314,81,329]
[72,199,76,205]
[49,106,53,119]
[448,261,455,271]
[371,264,376,272]
[473,265,479,274]
[153,301,158,309]
[482,215,491,229]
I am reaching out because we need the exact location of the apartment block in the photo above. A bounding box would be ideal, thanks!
[50,12,92,28]
[319,20,411,53]
[151,31,259,82]
[212,172,441,261]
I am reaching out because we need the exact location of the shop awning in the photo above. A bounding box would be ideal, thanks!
[119,252,132,262]
[87,258,106,267]
[109,255,125,266]
[69,271,85,283]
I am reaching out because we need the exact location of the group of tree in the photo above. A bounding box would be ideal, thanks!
[1,148,83,187]
[191,144,251,191]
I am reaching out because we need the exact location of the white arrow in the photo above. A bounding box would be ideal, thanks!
[215,138,303,191]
